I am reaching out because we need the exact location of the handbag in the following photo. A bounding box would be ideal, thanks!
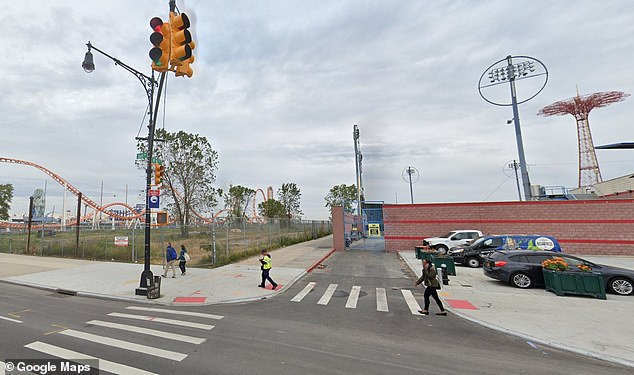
[184,252,191,262]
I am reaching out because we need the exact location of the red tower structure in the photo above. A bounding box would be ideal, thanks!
[538,91,629,188]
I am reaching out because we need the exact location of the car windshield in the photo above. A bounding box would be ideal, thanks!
[439,232,456,238]
[465,237,486,248]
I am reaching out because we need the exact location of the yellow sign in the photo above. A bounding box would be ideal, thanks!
[368,224,381,237]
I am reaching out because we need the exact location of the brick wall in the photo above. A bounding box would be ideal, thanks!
[383,199,634,255]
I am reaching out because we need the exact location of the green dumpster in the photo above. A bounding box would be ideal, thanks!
[432,255,456,276]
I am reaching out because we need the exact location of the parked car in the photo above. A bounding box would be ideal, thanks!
[448,234,562,268]
[422,230,483,254]
[482,250,634,296]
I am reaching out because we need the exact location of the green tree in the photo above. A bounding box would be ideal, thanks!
[258,198,286,218]
[138,129,219,237]
[324,184,357,214]
[278,182,302,219]
[224,185,255,218]
[0,184,14,220]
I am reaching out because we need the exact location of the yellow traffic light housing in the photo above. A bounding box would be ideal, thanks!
[149,17,171,72]
[154,164,165,185]
[169,12,195,77]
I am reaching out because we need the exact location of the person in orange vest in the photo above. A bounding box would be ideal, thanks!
[258,250,278,290]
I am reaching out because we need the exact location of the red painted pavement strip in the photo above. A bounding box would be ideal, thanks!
[445,299,478,310]
[260,284,283,291]
[173,297,207,303]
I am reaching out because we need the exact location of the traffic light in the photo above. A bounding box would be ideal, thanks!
[169,12,195,77]
[149,17,171,72]
[175,45,195,78]
[154,164,165,185]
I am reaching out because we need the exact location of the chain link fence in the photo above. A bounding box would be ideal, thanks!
[0,219,332,267]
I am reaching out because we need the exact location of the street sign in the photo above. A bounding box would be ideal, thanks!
[149,189,160,196]
[135,153,162,164]
[149,195,160,209]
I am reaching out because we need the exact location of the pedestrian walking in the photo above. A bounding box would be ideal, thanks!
[415,258,447,316]
[178,244,189,275]
[258,249,278,290]
[162,242,178,278]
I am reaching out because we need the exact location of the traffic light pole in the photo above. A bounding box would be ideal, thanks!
[82,42,166,295]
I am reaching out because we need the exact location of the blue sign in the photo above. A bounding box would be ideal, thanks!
[149,195,160,209]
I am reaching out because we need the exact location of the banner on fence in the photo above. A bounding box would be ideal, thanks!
[114,236,129,247]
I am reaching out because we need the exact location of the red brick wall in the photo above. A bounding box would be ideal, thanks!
[383,199,634,255]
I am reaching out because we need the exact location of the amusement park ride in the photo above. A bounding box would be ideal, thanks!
[0,157,270,229]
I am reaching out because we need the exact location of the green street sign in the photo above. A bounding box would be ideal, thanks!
[136,152,147,160]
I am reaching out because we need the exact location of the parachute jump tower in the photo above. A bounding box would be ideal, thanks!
[538,91,629,188]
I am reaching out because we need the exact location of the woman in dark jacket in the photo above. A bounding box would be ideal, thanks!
[415,259,447,316]
[178,245,188,276]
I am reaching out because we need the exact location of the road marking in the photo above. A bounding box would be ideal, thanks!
[108,313,214,330]
[8,309,30,318]
[25,341,157,375]
[401,290,422,315]
[44,324,69,335]
[87,320,206,344]
[59,329,187,361]
[376,288,389,312]
[126,306,223,320]
[1,360,5,375]
[0,315,22,323]
[291,282,316,302]
[345,286,361,308]
[317,284,338,305]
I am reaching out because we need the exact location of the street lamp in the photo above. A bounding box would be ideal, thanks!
[82,41,166,296]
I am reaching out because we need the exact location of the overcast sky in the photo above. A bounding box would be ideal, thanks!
[2,0,634,220]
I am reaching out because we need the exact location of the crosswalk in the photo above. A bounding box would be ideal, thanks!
[21,305,224,375]
[290,282,424,315]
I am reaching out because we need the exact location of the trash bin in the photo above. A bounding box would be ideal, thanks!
[147,275,161,299]
[432,255,456,276]
[415,246,437,261]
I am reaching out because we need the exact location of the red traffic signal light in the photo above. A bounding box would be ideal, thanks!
[149,17,171,72]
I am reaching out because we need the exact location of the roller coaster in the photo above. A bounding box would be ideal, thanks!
[0,157,268,229]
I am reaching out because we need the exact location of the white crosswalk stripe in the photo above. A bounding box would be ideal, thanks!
[317,284,338,305]
[291,282,430,315]
[291,281,316,302]
[108,312,215,330]
[376,288,389,312]
[125,306,223,320]
[59,329,188,361]
[401,289,423,315]
[87,320,206,344]
[345,286,361,308]
[1,360,5,375]
[25,341,157,375]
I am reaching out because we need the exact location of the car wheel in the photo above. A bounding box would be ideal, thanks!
[465,257,481,268]
[435,245,448,254]
[511,272,533,289]
[609,277,634,296]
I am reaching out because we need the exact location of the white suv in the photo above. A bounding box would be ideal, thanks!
[423,230,483,254]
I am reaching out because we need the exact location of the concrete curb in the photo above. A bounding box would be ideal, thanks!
[306,248,337,273]
[397,251,634,369]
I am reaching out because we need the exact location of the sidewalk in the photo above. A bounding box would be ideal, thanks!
[0,235,336,306]
[399,251,634,369]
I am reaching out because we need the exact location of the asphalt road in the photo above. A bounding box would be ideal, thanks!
[1,248,631,374]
